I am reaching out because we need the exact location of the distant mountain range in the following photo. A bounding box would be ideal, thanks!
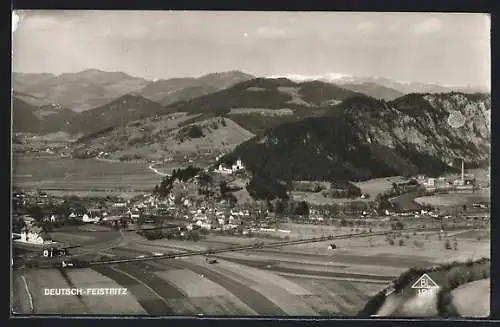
[267,73,489,97]
[13,70,255,112]
[13,69,488,114]
[12,69,491,194]
[13,69,150,112]
[12,96,77,134]
[139,71,255,106]
[12,70,491,171]
[64,94,163,135]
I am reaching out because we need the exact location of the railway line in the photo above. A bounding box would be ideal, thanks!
[31,225,473,269]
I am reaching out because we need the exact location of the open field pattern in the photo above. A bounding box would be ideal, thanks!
[451,278,490,318]
[20,269,89,314]
[91,265,173,315]
[13,155,161,191]
[185,257,318,315]
[158,257,287,315]
[63,268,147,314]
[13,218,489,316]
[215,255,395,282]
[89,245,282,315]
[254,249,436,268]
[389,192,421,210]
[414,191,490,208]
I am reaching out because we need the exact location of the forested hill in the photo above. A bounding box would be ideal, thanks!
[221,92,490,185]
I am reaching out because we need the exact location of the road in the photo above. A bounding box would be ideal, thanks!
[148,163,169,177]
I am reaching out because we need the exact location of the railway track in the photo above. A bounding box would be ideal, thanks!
[32,225,474,269]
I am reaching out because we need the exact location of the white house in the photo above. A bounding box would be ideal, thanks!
[195,220,212,230]
[231,158,245,172]
[216,158,245,175]
[216,164,233,174]
[82,214,91,223]
[20,231,44,244]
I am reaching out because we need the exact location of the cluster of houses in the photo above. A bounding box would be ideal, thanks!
[416,161,476,191]
[182,207,250,231]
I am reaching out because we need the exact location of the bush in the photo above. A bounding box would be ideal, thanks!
[445,239,452,250]
[399,239,405,246]
[437,288,459,317]
[413,240,424,248]
[357,289,387,316]
[388,238,395,246]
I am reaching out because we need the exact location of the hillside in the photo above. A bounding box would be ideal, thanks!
[159,85,219,106]
[222,93,490,187]
[340,82,404,101]
[13,69,149,112]
[12,97,77,134]
[12,91,53,107]
[139,71,254,104]
[64,94,162,135]
[165,77,366,115]
[274,73,489,95]
[360,258,490,318]
[72,115,254,162]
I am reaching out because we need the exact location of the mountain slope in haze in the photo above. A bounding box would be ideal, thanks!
[271,73,489,95]
[340,82,405,101]
[13,69,150,112]
[64,94,162,135]
[12,97,77,134]
[159,77,366,135]
[138,70,255,105]
[222,92,490,186]
[165,77,366,114]
[12,91,54,107]
[72,115,254,161]
[158,85,219,106]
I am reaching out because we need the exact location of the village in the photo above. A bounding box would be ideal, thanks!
[11,155,489,245]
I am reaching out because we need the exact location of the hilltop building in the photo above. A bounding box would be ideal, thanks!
[216,158,245,175]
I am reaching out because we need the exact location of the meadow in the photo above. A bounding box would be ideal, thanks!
[12,154,161,194]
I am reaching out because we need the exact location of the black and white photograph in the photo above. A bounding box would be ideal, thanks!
[10,10,491,318]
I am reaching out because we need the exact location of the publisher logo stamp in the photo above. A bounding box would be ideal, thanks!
[411,273,439,297]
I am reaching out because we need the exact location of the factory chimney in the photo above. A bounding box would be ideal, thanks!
[461,159,465,182]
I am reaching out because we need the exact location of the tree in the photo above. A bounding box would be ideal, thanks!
[274,200,286,215]
[26,204,45,221]
[391,219,404,230]
[294,201,310,216]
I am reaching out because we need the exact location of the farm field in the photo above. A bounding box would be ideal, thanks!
[291,191,370,205]
[12,154,161,193]
[451,278,490,318]
[352,176,407,200]
[414,190,490,208]
[13,223,490,317]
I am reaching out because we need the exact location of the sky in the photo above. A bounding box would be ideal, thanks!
[12,11,490,88]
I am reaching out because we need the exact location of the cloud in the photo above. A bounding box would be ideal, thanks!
[387,23,398,33]
[355,22,375,33]
[254,26,287,38]
[414,17,442,35]
[23,15,60,30]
